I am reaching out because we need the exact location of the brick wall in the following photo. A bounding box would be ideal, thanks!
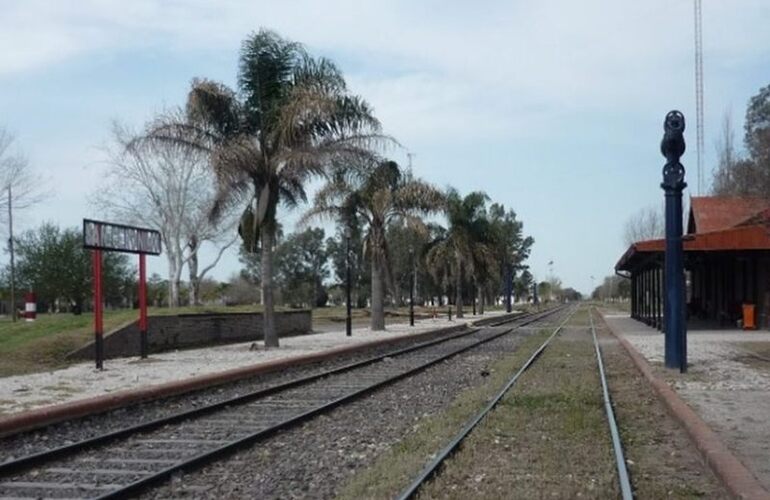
[67,310,312,360]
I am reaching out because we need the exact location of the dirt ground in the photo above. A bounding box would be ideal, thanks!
[342,306,728,499]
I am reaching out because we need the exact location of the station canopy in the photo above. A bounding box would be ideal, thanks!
[616,197,770,272]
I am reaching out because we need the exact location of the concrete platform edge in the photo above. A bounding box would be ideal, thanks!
[0,323,469,438]
[597,310,770,500]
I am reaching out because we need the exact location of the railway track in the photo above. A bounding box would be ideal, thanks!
[0,306,567,499]
[395,305,633,500]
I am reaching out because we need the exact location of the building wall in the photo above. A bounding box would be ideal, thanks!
[68,310,312,360]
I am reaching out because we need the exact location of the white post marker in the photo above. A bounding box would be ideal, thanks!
[24,292,36,321]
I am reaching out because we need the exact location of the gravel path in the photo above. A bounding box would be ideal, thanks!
[139,319,559,499]
[603,312,770,491]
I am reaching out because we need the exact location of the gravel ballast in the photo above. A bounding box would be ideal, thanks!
[139,318,565,499]
[0,324,475,461]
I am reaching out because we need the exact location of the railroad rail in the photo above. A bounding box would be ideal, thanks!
[590,307,633,500]
[396,305,634,499]
[0,306,567,499]
[395,304,578,499]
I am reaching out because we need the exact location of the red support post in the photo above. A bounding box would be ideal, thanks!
[139,253,148,358]
[93,249,104,370]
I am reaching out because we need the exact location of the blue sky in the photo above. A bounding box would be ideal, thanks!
[1,0,770,295]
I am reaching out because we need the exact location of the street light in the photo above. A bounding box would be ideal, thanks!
[409,248,415,326]
[345,227,352,337]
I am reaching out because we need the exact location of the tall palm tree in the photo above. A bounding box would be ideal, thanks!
[304,159,443,330]
[426,189,494,318]
[141,29,381,347]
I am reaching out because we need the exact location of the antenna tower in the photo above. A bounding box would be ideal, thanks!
[694,0,704,194]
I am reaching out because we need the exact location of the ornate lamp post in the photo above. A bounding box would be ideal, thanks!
[345,228,352,337]
[409,248,415,326]
[505,263,513,313]
[660,110,688,372]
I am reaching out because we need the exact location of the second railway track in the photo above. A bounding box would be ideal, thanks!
[394,304,633,500]
[0,306,568,499]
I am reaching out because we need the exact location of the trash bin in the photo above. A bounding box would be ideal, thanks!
[742,303,756,330]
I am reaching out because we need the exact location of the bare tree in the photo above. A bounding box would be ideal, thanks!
[623,205,664,246]
[95,123,237,307]
[0,127,45,321]
[711,110,757,196]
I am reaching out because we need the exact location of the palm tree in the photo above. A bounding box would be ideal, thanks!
[426,189,494,318]
[140,29,381,347]
[304,159,443,330]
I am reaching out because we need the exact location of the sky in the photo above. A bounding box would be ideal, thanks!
[1,0,770,296]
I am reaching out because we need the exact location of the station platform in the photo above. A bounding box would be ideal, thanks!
[601,311,770,492]
[0,311,507,417]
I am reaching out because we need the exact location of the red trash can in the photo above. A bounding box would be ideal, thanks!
[742,303,756,330]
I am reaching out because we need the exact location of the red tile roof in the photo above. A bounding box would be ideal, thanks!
[689,196,769,233]
[616,196,770,272]
[616,224,770,271]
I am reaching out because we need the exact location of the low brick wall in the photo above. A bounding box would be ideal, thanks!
[68,310,312,361]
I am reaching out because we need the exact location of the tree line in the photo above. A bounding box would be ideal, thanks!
[1,29,543,346]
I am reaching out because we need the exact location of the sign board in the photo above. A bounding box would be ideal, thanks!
[83,219,162,255]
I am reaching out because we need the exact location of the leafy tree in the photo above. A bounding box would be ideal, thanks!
[143,29,381,346]
[386,221,433,306]
[274,227,329,307]
[426,190,494,318]
[147,272,169,307]
[326,225,370,308]
[709,84,770,196]
[11,223,134,312]
[557,287,582,302]
[537,281,552,303]
[488,203,533,309]
[304,159,443,330]
[745,83,770,165]
[513,269,534,302]
[592,275,630,301]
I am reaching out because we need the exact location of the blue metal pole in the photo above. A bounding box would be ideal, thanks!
[660,110,688,372]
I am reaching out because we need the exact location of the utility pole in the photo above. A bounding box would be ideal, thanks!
[694,0,704,195]
[8,184,15,322]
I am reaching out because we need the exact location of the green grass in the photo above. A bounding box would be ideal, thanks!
[336,328,552,500]
[0,305,268,377]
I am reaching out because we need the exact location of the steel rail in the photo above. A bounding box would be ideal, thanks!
[590,308,633,500]
[0,307,561,494]
[395,305,577,500]
[94,305,568,500]
[0,308,544,477]
[0,322,491,477]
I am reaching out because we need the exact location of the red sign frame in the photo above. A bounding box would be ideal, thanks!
[83,219,161,369]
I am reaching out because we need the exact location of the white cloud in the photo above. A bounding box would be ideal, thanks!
[2,0,770,290]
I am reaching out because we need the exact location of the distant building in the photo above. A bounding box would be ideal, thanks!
[616,197,770,329]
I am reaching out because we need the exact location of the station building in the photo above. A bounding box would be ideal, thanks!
[616,196,770,330]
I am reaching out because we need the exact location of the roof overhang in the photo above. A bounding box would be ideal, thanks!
[615,224,770,272]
